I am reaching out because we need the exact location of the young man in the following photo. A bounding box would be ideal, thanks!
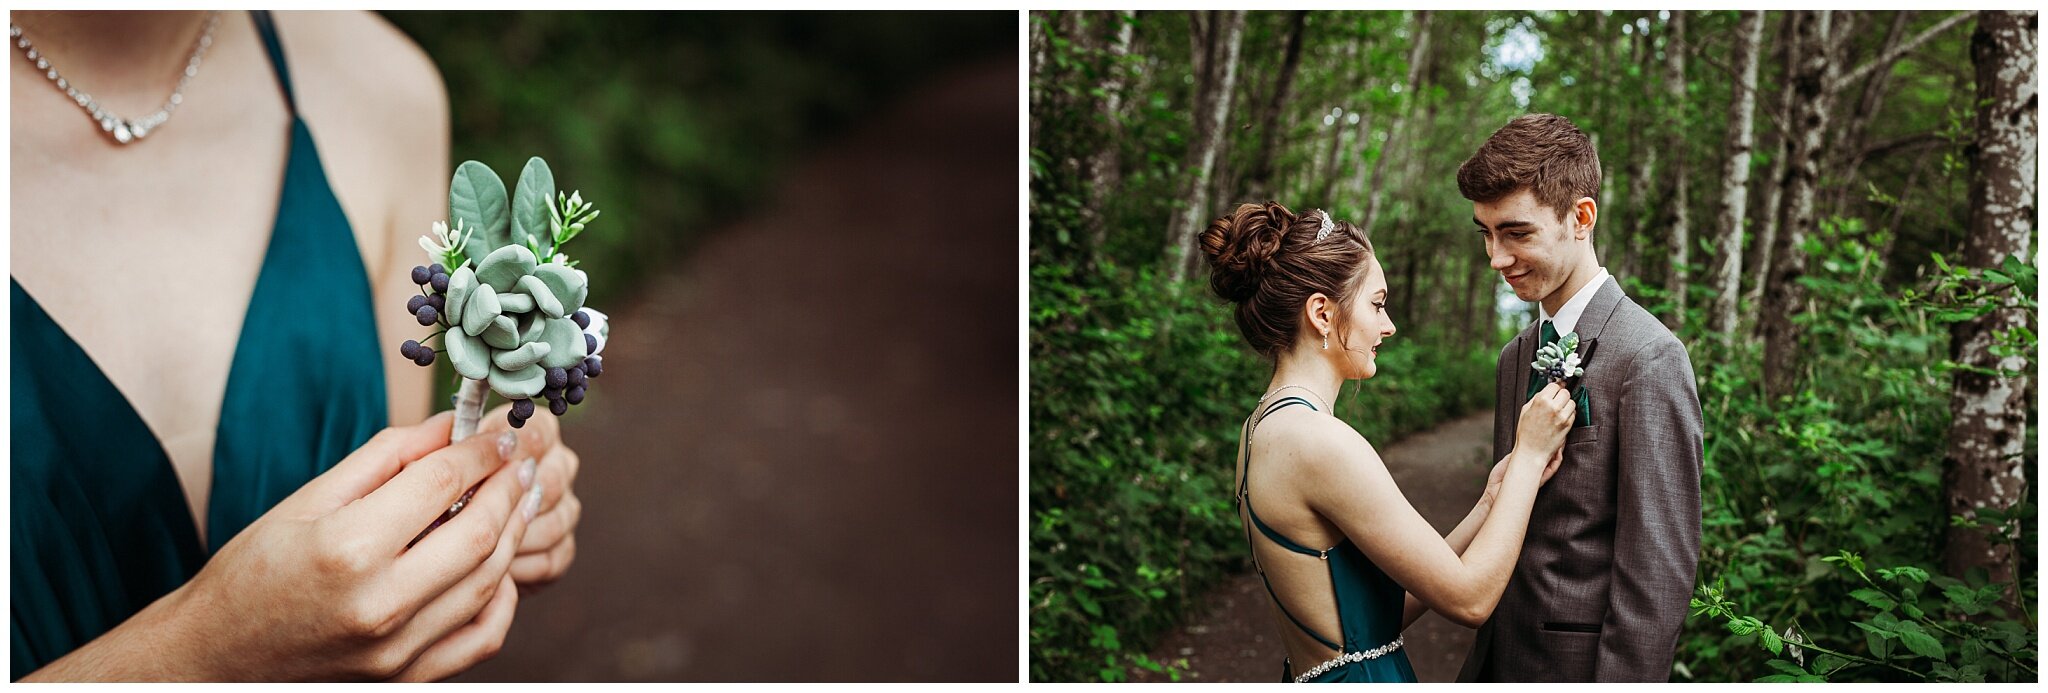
[1454,113,1703,682]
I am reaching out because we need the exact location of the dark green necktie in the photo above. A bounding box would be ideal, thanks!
[1526,320,1559,402]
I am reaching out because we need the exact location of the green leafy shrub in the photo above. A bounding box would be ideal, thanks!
[1677,218,2037,682]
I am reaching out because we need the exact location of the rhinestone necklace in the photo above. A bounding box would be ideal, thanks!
[10,11,220,145]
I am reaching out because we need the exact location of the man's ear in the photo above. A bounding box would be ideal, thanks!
[1572,197,1598,241]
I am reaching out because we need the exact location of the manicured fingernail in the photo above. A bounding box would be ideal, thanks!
[497,431,517,460]
[518,457,537,489]
[522,482,544,521]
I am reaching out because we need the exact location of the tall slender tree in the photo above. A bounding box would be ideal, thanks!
[1660,11,1691,329]
[1164,10,1247,283]
[1709,10,1765,338]
[1942,9,2034,585]
[1746,13,1797,319]
[1761,10,1836,397]
[1359,10,1431,234]
[1084,11,1138,252]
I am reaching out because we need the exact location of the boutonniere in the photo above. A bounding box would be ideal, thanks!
[398,157,612,442]
[1532,331,1586,386]
[1533,332,1597,427]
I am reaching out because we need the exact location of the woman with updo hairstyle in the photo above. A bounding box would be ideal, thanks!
[1197,201,1577,682]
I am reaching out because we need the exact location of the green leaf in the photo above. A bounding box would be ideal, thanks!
[1760,628,1785,654]
[511,157,556,252]
[1893,622,1947,660]
[450,161,511,252]
[1849,588,1897,610]
[1866,627,1893,659]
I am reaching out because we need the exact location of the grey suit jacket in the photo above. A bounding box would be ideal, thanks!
[1456,277,1703,682]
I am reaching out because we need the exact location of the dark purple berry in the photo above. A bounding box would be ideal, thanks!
[411,265,432,285]
[508,410,527,428]
[428,263,446,276]
[512,398,535,419]
[567,366,587,388]
[414,349,435,366]
[545,367,568,390]
[415,305,439,326]
[571,310,590,329]
[565,385,585,405]
[584,333,598,354]
[583,356,602,377]
[426,294,445,312]
[400,339,421,359]
[407,294,428,315]
[548,398,568,416]
[429,272,450,293]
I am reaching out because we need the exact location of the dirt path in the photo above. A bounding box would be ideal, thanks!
[1131,410,1497,683]
[452,60,1016,682]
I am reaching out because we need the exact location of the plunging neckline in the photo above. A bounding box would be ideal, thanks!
[10,115,314,552]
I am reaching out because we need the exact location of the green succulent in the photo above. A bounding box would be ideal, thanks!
[432,156,600,401]
[442,244,592,399]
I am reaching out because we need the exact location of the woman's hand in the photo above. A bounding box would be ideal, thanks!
[473,403,581,594]
[1510,382,1576,466]
[29,412,548,682]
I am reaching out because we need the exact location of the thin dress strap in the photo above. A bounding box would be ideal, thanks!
[1236,396,1344,652]
[249,10,297,114]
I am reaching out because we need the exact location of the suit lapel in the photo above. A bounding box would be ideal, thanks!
[1512,321,1537,403]
[1572,276,1625,342]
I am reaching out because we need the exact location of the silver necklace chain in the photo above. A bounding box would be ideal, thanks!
[1256,384,1330,412]
[10,11,220,145]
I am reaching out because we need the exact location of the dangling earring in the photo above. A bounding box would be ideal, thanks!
[1322,333,1329,350]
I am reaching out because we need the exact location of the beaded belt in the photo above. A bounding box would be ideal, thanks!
[1292,636,1405,683]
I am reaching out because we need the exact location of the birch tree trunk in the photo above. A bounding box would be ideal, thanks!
[1761,10,1837,398]
[1709,11,1765,338]
[1083,10,1136,251]
[1660,11,1691,329]
[1942,8,2034,584]
[1360,10,1432,234]
[1746,13,1797,319]
[1165,10,1245,284]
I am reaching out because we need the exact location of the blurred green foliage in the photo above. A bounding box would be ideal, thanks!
[384,11,1013,309]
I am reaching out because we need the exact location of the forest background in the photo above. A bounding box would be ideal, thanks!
[1028,9,2037,683]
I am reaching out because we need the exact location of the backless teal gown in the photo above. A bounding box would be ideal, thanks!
[11,12,389,679]
[1237,396,1417,683]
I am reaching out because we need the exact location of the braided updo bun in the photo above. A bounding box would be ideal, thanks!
[1198,201,1373,358]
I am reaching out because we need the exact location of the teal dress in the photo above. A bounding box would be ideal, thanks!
[1237,397,1418,683]
[11,12,388,680]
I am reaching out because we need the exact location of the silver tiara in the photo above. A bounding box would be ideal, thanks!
[1314,211,1334,242]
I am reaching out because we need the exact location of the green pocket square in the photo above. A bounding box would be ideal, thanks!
[1572,387,1593,427]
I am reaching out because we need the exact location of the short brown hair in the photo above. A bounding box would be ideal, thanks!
[1198,202,1374,358]
[1456,113,1601,222]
